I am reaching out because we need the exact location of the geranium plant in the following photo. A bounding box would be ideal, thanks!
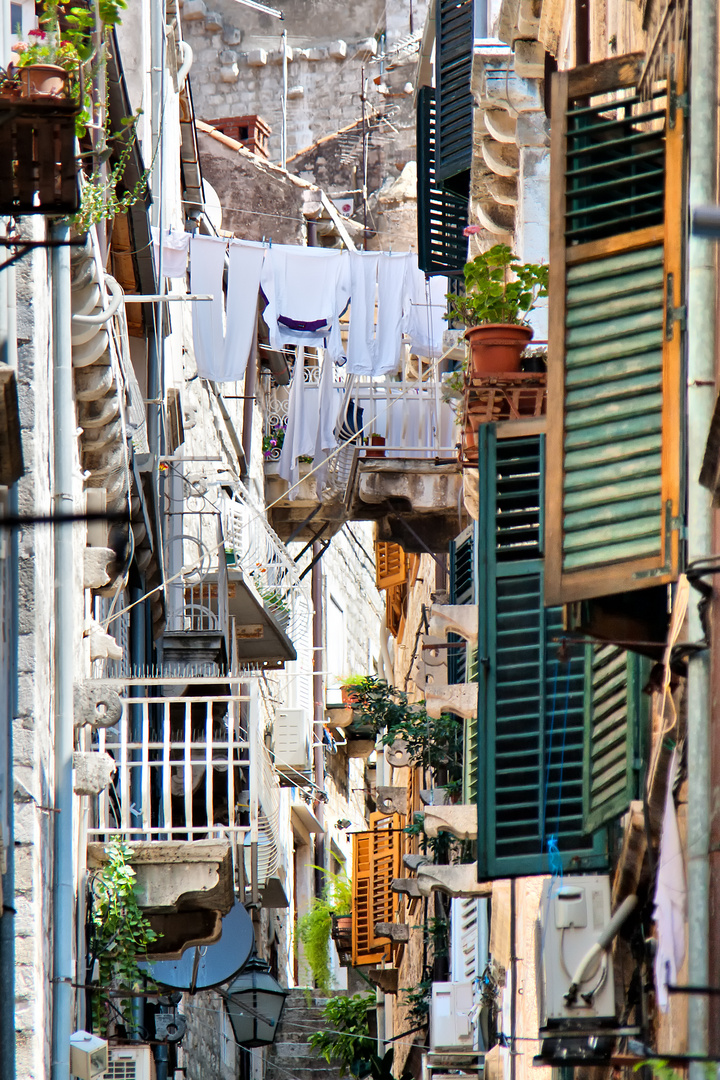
[11,28,81,72]
[446,244,548,328]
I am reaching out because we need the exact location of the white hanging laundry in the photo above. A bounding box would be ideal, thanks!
[346,251,380,375]
[375,252,414,376]
[261,244,350,362]
[313,350,342,495]
[152,226,190,279]
[406,266,448,358]
[190,235,226,381]
[221,239,265,382]
[279,347,319,491]
[653,748,686,1011]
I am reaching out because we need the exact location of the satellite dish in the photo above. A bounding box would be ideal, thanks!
[385,740,411,769]
[140,900,254,991]
[202,179,223,232]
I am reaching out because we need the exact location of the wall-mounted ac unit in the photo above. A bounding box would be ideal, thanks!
[103,1044,155,1080]
[536,874,616,1031]
[273,708,312,785]
[430,982,474,1051]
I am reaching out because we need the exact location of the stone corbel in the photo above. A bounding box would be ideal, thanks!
[374,922,410,943]
[368,968,399,994]
[482,139,519,177]
[403,853,431,872]
[425,684,478,721]
[416,863,492,898]
[428,604,479,645]
[376,786,407,815]
[391,878,422,899]
[423,805,478,841]
[475,201,516,237]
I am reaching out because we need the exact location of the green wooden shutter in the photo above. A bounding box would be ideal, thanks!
[449,523,476,685]
[545,54,684,606]
[417,86,468,274]
[435,0,474,184]
[583,645,647,833]
[476,427,607,878]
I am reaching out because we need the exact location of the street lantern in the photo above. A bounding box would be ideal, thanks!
[223,956,288,1047]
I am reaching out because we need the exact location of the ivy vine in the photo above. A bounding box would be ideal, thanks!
[89,841,158,1034]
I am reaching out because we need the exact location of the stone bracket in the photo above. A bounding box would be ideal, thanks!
[425,683,478,720]
[374,922,410,943]
[416,862,492,898]
[376,786,407,815]
[423,805,478,841]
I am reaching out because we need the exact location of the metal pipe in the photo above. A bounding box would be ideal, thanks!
[311,544,325,900]
[51,223,75,1080]
[687,1,718,1074]
[281,29,288,170]
[0,234,18,1080]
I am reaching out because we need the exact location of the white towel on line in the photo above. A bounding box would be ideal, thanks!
[152,226,190,279]
[279,347,319,490]
[653,748,686,1011]
[223,239,265,382]
[375,252,414,376]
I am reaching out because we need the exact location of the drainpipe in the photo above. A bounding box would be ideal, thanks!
[51,223,75,1080]
[686,0,718,1074]
[281,29,288,170]
[0,232,17,1080]
[311,546,325,899]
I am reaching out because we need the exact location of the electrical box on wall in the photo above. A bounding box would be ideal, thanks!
[273,708,312,785]
[430,982,475,1051]
[536,874,617,1030]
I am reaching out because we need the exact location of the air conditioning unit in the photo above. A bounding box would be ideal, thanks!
[430,982,474,1051]
[273,708,312,785]
[103,1044,155,1080]
[536,874,616,1032]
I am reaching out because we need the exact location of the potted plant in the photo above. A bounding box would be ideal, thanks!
[10,4,82,100]
[340,675,369,706]
[446,244,548,378]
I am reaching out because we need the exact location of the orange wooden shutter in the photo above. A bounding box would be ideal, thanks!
[375,542,407,590]
[351,812,404,965]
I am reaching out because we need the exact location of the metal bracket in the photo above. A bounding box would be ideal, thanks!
[665,272,686,339]
[633,501,682,580]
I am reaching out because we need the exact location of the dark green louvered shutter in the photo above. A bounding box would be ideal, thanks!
[545,54,684,606]
[417,86,468,274]
[476,427,607,878]
[449,523,476,685]
[435,0,474,184]
[583,645,647,833]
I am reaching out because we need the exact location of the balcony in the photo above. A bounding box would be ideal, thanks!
[87,682,283,951]
[164,486,312,669]
[264,367,463,549]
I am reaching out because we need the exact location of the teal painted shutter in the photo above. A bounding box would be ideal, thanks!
[545,57,684,606]
[435,0,474,184]
[583,645,646,833]
[477,428,607,878]
[450,525,478,803]
[417,86,468,274]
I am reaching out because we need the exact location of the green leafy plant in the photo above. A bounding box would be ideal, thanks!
[401,975,433,1026]
[446,244,548,328]
[89,841,158,1034]
[309,992,376,1075]
[296,871,352,993]
[71,109,148,231]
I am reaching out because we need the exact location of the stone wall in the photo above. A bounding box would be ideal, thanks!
[180,989,238,1080]
[181,0,428,168]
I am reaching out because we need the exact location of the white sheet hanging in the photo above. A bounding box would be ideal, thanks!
[279,347,319,490]
[261,244,350,361]
[375,252,413,376]
[406,268,448,358]
[653,748,686,1011]
[346,251,380,375]
[222,239,265,382]
[190,235,226,381]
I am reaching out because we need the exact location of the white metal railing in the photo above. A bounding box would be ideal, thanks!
[264,359,458,467]
[220,490,314,651]
[90,691,250,842]
[165,512,230,636]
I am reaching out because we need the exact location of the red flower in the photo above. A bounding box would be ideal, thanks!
[28,28,46,38]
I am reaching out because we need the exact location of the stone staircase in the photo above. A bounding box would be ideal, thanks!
[265,989,344,1080]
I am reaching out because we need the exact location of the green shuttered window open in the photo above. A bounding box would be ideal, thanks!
[583,644,647,833]
[435,0,474,183]
[545,54,684,606]
[417,86,468,274]
[476,428,606,878]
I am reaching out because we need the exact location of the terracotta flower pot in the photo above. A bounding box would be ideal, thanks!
[341,685,361,706]
[18,64,68,99]
[465,323,533,377]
